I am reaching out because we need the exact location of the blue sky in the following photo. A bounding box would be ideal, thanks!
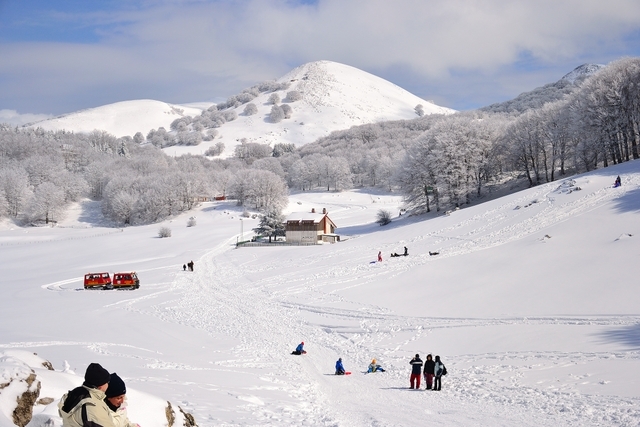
[2,0,640,123]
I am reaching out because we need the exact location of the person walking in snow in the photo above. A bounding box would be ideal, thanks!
[433,355,445,391]
[404,246,408,256]
[291,341,306,355]
[58,363,116,427]
[183,264,186,271]
[187,260,194,271]
[335,358,346,375]
[104,373,140,427]
[423,354,435,390]
[377,251,383,262]
[409,354,423,389]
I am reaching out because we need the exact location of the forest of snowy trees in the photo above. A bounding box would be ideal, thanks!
[1,57,638,226]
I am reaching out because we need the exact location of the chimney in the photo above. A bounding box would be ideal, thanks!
[322,208,327,214]
[311,208,315,213]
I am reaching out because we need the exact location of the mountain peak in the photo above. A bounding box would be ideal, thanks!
[560,63,605,84]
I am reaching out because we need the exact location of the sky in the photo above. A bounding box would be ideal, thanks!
[2,0,640,124]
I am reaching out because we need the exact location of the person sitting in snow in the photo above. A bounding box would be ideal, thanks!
[104,373,140,427]
[335,358,346,375]
[614,175,622,187]
[291,341,306,355]
[367,358,385,373]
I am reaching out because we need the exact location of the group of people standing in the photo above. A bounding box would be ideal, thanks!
[58,363,139,427]
[183,260,194,271]
[410,353,446,390]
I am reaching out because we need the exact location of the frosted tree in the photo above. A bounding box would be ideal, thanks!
[281,104,293,119]
[0,165,30,217]
[243,103,258,116]
[268,93,281,105]
[252,157,286,178]
[26,182,65,224]
[253,210,286,242]
[286,91,302,102]
[414,104,425,117]
[269,105,285,123]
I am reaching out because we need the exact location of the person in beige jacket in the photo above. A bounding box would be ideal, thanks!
[58,363,116,427]
[104,373,140,427]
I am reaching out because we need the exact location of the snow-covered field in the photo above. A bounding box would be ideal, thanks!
[1,161,639,426]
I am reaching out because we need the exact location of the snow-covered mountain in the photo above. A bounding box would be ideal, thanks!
[26,100,210,139]
[480,63,605,114]
[27,61,454,156]
[560,63,606,84]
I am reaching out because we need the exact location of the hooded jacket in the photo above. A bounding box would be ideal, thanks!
[106,397,138,427]
[58,386,116,427]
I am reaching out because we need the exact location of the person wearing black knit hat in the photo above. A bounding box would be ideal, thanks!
[104,373,140,427]
[58,363,115,427]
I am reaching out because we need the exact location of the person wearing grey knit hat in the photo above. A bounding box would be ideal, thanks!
[104,373,140,427]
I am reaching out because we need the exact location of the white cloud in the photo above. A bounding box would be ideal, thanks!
[1,0,640,114]
[0,109,53,127]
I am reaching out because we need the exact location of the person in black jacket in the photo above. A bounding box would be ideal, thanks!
[423,354,435,390]
[409,354,423,389]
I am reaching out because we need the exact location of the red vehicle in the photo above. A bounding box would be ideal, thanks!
[84,273,112,290]
[112,272,140,289]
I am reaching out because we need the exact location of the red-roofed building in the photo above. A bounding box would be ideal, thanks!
[285,208,338,244]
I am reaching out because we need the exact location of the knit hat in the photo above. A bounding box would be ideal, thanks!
[83,363,110,388]
[372,359,376,364]
[105,373,127,398]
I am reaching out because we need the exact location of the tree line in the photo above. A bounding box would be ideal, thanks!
[2,57,638,226]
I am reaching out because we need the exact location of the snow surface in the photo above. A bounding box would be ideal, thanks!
[27,61,454,157]
[0,162,639,426]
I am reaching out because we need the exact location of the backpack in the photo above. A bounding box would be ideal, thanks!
[442,365,448,376]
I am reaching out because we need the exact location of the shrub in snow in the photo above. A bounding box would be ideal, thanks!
[205,141,225,156]
[281,104,292,119]
[187,217,196,227]
[244,103,258,116]
[286,90,302,102]
[269,105,285,123]
[376,209,392,226]
[158,227,172,238]
[268,93,281,105]
[223,111,237,122]
[414,104,425,117]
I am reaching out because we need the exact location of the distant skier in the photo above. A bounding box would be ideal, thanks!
[423,354,435,390]
[377,251,382,262]
[335,358,346,375]
[409,354,423,389]
[291,342,306,355]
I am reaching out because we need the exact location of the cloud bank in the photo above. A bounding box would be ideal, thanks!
[1,0,640,116]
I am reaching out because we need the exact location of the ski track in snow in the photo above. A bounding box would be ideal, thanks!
[121,173,640,426]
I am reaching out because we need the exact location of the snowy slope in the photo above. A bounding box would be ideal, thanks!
[26,100,210,138]
[26,61,453,156]
[0,162,639,426]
